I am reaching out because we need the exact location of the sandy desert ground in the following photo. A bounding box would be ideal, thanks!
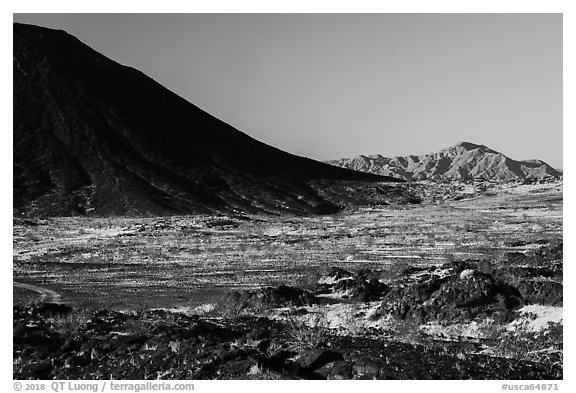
[13,180,563,379]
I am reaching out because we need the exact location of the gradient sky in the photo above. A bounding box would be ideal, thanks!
[13,13,563,168]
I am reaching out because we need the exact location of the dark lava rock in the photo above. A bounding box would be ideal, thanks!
[329,335,561,380]
[381,263,524,323]
[13,324,60,348]
[517,280,563,306]
[218,358,258,378]
[317,267,390,301]
[31,302,72,316]
[228,285,317,310]
[505,242,562,269]
[317,360,353,380]
[257,349,297,375]
[194,348,260,379]
[296,348,344,371]
[533,241,563,264]
[255,339,271,352]
[20,360,53,379]
[495,242,562,306]
[284,307,308,316]
[352,357,387,379]
[59,336,81,353]
[351,277,390,302]
[327,267,353,281]
[13,297,561,380]
[401,265,428,275]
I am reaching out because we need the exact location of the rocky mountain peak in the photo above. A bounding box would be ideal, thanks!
[326,143,561,181]
[456,141,488,151]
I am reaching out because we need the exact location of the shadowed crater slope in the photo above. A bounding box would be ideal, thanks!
[14,23,399,217]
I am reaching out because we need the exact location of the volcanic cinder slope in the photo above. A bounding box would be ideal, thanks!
[326,142,562,181]
[13,23,401,217]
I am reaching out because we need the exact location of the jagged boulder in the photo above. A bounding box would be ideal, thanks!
[227,285,317,311]
[317,268,390,301]
[380,262,524,323]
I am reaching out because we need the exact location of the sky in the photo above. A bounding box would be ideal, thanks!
[13,13,563,168]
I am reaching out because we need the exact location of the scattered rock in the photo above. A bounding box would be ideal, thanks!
[12,304,562,380]
[12,241,562,380]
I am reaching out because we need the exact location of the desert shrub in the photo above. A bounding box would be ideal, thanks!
[208,294,254,318]
[285,312,329,351]
[50,309,91,334]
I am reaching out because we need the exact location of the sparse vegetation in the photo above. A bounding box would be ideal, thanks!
[487,322,563,367]
[285,312,330,351]
[49,309,91,334]
[13,181,563,379]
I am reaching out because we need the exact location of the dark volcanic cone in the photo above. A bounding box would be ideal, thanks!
[14,23,399,216]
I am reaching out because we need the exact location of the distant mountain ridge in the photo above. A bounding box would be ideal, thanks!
[326,142,562,181]
[13,23,400,217]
